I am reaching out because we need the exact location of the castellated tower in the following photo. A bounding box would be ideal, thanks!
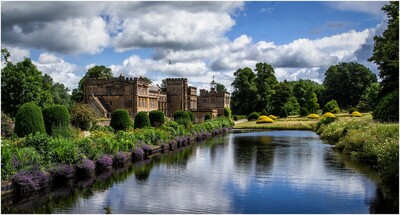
[165,78,189,116]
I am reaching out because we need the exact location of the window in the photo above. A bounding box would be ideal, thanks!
[109,100,113,106]
[125,100,132,108]
[106,86,112,94]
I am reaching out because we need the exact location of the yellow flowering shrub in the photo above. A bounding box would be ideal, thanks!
[351,111,363,117]
[308,114,319,119]
[268,115,278,120]
[322,112,336,118]
[256,115,274,124]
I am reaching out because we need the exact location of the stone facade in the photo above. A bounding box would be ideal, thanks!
[84,75,229,119]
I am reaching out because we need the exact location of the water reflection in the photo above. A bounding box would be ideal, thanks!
[2,131,398,214]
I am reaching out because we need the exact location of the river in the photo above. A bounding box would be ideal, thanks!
[2,130,398,213]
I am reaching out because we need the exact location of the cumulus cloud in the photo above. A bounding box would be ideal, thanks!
[328,1,388,16]
[4,46,30,63]
[34,53,81,90]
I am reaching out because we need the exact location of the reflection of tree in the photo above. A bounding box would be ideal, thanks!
[158,145,195,169]
[133,160,154,181]
[255,136,275,177]
[369,187,399,214]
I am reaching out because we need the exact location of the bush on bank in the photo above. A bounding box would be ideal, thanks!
[317,116,399,183]
[1,117,234,181]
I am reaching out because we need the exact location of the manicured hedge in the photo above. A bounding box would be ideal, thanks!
[174,110,192,126]
[187,111,195,123]
[149,110,165,127]
[256,116,273,124]
[42,105,70,135]
[247,112,260,121]
[14,102,46,137]
[110,109,131,131]
[134,112,150,129]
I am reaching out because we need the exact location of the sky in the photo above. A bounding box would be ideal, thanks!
[1,1,388,93]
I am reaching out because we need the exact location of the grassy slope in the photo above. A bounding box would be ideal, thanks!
[234,119,317,130]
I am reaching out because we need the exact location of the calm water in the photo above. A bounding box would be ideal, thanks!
[2,130,398,213]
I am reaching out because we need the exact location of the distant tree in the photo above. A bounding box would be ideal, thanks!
[1,48,10,63]
[161,79,167,89]
[72,65,113,103]
[140,76,152,84]
[231,67,257,115]
[283,96,300,116]
[305,91,319,113]
[323,62,377,109]
[216,83,227,93]
[1,58,52,116]
[271,81,292,115]
[70,104,96,130]
[254,62,278,112]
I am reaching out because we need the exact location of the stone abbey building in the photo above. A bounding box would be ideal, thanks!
[84,75,230,122]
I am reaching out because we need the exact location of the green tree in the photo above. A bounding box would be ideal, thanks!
[323,62,377,109]
[231,67,257,115]
[216,83,227,93]
[271,81,292,115]
[72,65,113,103]
[254,62,278,112]
[1,48,10,63]
[14,102,46,137]
[70,104,96,130]
[369,1,399,97]
[305,91,319,113]
[1,58,52,116]
[283,96,300,116]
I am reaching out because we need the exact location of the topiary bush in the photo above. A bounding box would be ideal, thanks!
[308,114,319,119]
[323,100,341,114]
[149,110,165,127]
[373,90,399,122]
[247,112,260,121]
[134,112,151,129]
[351,111,363,117]
[14,102,46,137]
[256,116,274,124]
[70,104,96,130]
[110,109,132,131]
[279,107,288,118]
[268,115,278,120]
[300,108,308,117]
[224,107,232,119]
[42,105,70,135]
[187,111,195,123]
[174,110,192,126]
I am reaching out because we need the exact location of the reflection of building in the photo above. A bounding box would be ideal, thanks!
[84,75,230,122]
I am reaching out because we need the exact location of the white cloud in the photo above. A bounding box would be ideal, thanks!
[34,53,81,90]
[328,1,387,16]
[5,46,30,63]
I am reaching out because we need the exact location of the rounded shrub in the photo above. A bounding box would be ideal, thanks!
[14,102,46,137]
[323,100,341,114]
[187,111,195,123]
[308,114,319,119]
[322,112,336,118]
[351,111,363,117]
[224,107,232,119]
[247,112,260,121]
[256,116,274,124]
[174,110,192,126]
[149,110,165,127]
[110,109,132,131]
[42,105,70,135]
[134,112,150,129]
[373,90,399,122]
[70,104,96,130]
[300,108,308,117]
[204,114,212,121]
[279,107,288,118]
[268,115,278,120]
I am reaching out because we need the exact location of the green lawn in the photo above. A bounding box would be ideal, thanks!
[234,119,317,130]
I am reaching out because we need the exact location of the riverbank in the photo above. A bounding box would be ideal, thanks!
[233,119,316,130]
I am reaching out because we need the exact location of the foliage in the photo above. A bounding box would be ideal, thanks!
[234,118,315,130]
[76,158,95,177]
[362,82,380,111]
[173,110,192,127]
[51,82,71,109]
[322,112,336,118]
[323,100,341,114]
[351,111,363,117]
[204,114,212,121]
[42,105,70,135]
[256,116,274,124]
[373,90,399,122]
[113,152,130,167]
[14,102,46,137]
[260,109,268,116]
[1,111,14,138]
[149,110,165,127]
[283,96,300,116]
[110,109,132,131]
[231,67,258,115]
[216,83,227,93]
[254,62,278,112]
[12,170,49,194]
[24,132,52,165]
[305,91,319,113]
[134,111,151,129]
[369,1,399,97]
[52,164,75,179]
[348,107,357,114]
[50,138,80,164]
[233,115,247,121]
[70,103,97,130]
[268,115,277,120]
[132,147,144,161]
[279,107,288,118]
[247,112,260,121]
[271,81,292,115]
[300,108,308,117]
[224,107,232,119]
[323,62,377,109]
[1,57,52,117]
[187,111,195,123]
[96,154,113,169]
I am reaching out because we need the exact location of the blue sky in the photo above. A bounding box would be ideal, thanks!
[1,1,388,92]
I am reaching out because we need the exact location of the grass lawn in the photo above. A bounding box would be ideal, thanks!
[234,119,318,130]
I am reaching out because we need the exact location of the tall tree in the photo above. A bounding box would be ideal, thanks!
[1,58,52,116]
[231,67,257,115]
[254,62,278,112]
[369,1,399,122]
[369,1,399,97]
[323,62,377,109]
[72,65,113,103]
[305,91,319,113]
[271,81,293,115]
[216,83,227,93]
